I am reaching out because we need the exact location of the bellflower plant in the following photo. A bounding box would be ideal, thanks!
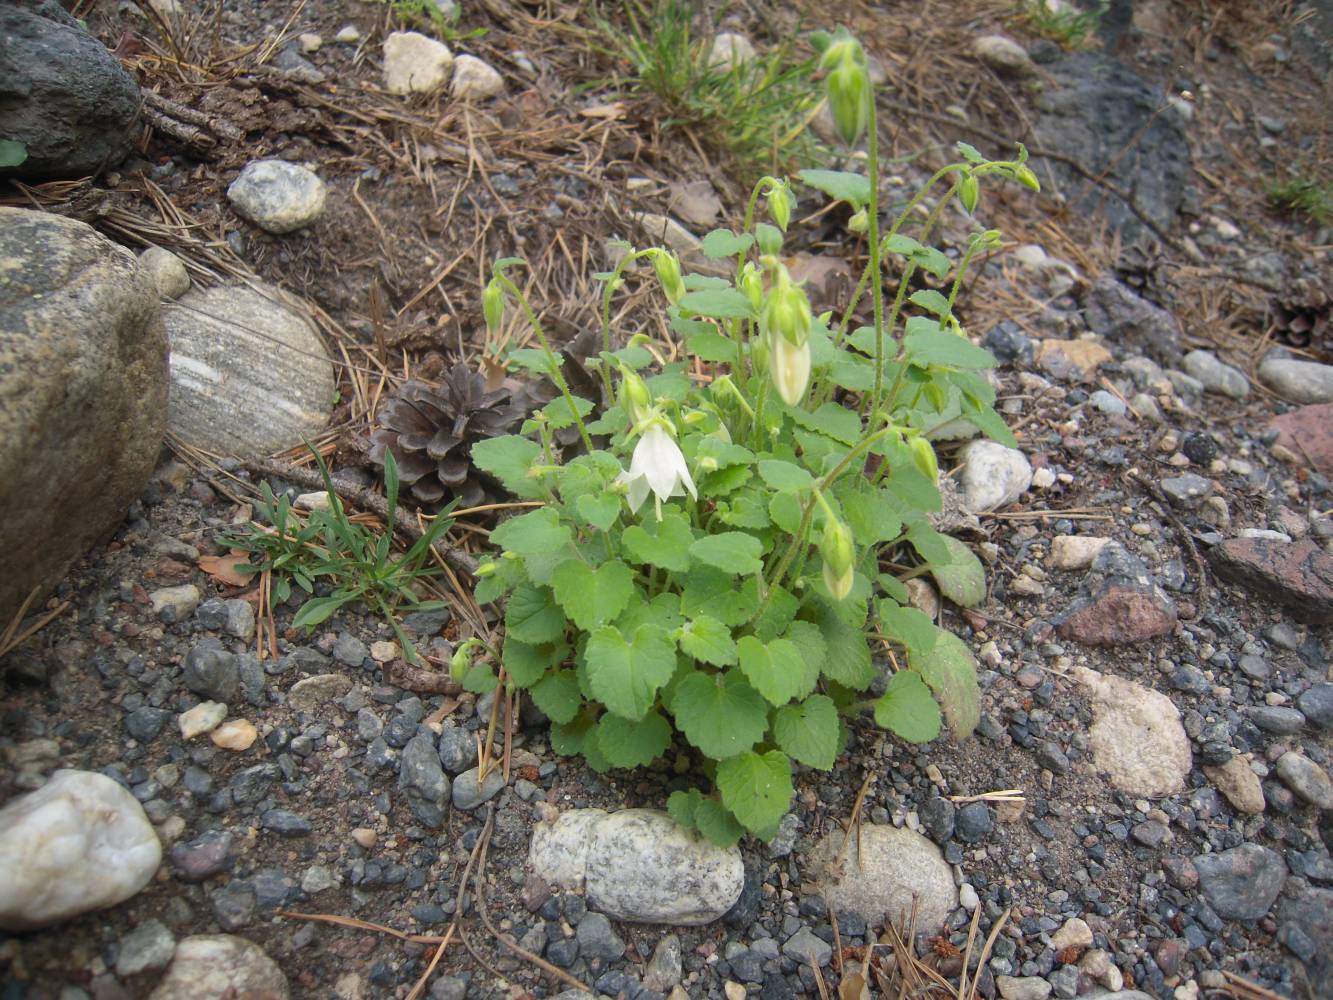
[462,27,1037,845]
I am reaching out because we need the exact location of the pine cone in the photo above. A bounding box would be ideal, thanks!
[367,364,523,507]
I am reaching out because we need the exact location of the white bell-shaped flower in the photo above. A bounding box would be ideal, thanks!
[618,422,697,513]
[770,334,812,406]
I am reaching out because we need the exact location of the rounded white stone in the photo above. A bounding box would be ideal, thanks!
[1075,667,1191,798]
[148,934,289,1000]
[226,159,326,235]
[808,823,956,933]
[957,440,1033,512]
[0,770,162,931]
[138,246,191,300]
[708,33,756,71]
[383,31,453,95]
[452,54,504,100]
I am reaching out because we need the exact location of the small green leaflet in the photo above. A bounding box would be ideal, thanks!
[677,615,737,666]
[772,694,839,769]
[550,710,595,755]
[622,509,694,573]
[873,669,942,744]
[679,567,758,626]
[616,591,684,635]
[551,559,635,630]
[807,598,876,689]
[490,508,571,560]
[876,602,938,660]
[960,394,1019,448]
[542,394,595,429]
[736,636,807,707]
[903,324,998,369]
[783,620,827,702]
[503,635,564,688]
[530,669,582,724]
[585,624,677,721]
[915,630,981,739]
[908,288,951,317]
[667,788,699,828]
[576,492,621,531]
[670,670,769,758]
[928,534,987,608]
[716,750,793,839]
[768,492,802,533]
[785,402,861,445]
[838,486,903,545]
[507,348,561,376]
[757,459,814,493]
[461,662,497,694]
[701,229,755,258]
[596,710,672,768]
[504,583,566,643]
[798,168,871,208]
[668,789,745,847]
[689,532,764,575]
[957,141,986,164]
[470,436,543,500]
[750,584,799,643]
[679,288,755,320]
[687,329,739,362]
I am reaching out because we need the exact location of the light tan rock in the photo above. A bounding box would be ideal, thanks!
[382,31,453,95]
[178,701,227,740]
[1202,756,1265,815]
[1075,667,1191,798]
[210,720,257,751]
[809,824,955,933]
[451,54,504,100]
[1048,535,1111,571]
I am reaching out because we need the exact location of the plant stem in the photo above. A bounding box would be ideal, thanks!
[866,93,888,426]
[496,274,594,453]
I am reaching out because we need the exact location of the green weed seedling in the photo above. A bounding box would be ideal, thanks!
[221,448,456,664]
[1015,0,1106,49]
[388,0,486,42]
[1266,175,1332,226]
[461,27,1037,846]
[594,0,821,178]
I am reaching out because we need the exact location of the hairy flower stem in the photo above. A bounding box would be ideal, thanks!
[599,248,652,399]
[865,94,888,426]
[494,274,595,453]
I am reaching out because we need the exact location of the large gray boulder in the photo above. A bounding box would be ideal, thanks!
[0,0,142,180]
[162,284,336,458]
[0,207,167,624]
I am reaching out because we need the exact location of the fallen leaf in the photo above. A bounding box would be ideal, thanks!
[198,550,257,587]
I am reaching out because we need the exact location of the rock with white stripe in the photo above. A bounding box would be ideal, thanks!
[162,284,335,458]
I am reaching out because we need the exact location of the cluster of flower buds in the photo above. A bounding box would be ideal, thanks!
[761,260,814,406]
[817,28,871,147]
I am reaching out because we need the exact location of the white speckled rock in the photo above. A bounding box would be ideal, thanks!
[162,283,335,459]
[808,824,955,933]
[452,54,504,100]
[1075,667,1191,798]
[1048,535,1111,571]
[147,934,289,1000]
[226,159,327,235]
[708,32,755,70]
[383,31,453,94]
[137,246,191,299]
[957,440,1032,512]
[0,770,162,931]
[1257,356,1333,404]
[530,808,742,924]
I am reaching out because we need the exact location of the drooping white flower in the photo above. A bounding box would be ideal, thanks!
[618,422,697,514]
[770,334,812,406]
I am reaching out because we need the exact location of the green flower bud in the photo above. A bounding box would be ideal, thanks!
[449,638,482,682]
[474,560,498,578]
[618,365,652,424]
[649,250,686,305]
[765,179,794,232]
[1015,165,1041,192]
[827,59,870,146]
[909,435,939,483]
[819,517,855,601]
[958,173,979,215]
[762,266,812,348]
[739,261,764,313]
[482,280,505,334]
[847,208,868,234]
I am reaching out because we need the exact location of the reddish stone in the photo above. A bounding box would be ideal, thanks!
[1270,403,1333,475]
[1055,581,1178,645]
[1162,855,1199,890]
[1209,537,1333,624]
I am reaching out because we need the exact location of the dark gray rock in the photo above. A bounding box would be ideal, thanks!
[921,796,955,844]
[169,829,235,882]
[451,766,505,811]
[1082,276,1184,363]
[1297,683,1333,731]
[955,801,994,843]
[781,926,831,967]
[438,725,478,774]
[261,809,313,837]
[1034,52,1191,249]
[1246,705,1306,735]
[399,733,449,803]
[210,879,255,930]
[0,2,141,180]
[332,632,369,667]
[125,706,169,742]
[0,207,166,624]
[1193,844,1286,920]
[182,641,240,703]
[575,912,625,962]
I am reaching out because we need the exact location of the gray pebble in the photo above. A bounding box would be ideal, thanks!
[451,766,505,811]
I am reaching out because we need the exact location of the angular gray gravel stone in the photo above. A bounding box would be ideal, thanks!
[437,725,478,773]
[1182,350,1249,398]
[399,733,449,803]
[1246,705,1306,735]
[182,642,240,703]
[169,829,235,882]
[781,926,831,967]
[332,632,369,667]
[1160,473,1212,508]
[642,934,682,992]
[451,766,505,811]
[1193,843,1286,919]
[288,673,353,714]
[115,919,176,976]
[575,912,625,962]
[1296,683,1333,731]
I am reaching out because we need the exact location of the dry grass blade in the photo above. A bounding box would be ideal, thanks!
[0,587,72,660]
[834,771,877,871]
[1218,971,1298,1000]
[947,789,1025,805]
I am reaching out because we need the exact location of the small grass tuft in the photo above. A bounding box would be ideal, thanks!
[387,0,486,42]
[220,447,457,664]
[1014,0,1106,49]
[593,0,822,180]
[1266,174,1332,225]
